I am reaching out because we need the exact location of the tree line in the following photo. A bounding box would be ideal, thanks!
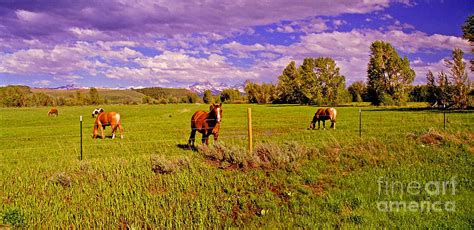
[0,86,104,107]
[243,39,471,108]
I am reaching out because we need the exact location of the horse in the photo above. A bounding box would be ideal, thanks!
[93,112,124,139]
[188,103,222,147]
[308,108,337,130]
[92,108,104,118]
[48,108,58,116]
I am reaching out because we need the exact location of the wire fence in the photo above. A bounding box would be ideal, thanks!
[0,108,473,163]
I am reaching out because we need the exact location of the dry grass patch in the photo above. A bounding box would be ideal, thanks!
[150,155,190,174]
[198,142,314,170]
[50,172,71,187]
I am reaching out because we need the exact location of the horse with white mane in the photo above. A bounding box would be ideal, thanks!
[93,112,124,139]
[92,108,104,118]
[308,108,337,130]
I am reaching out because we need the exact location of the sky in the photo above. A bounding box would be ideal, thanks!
[0,0,472,89]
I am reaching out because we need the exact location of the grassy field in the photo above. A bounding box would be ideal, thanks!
[0,104,473,228]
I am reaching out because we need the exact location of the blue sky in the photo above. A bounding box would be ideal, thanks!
[0,0,472,89]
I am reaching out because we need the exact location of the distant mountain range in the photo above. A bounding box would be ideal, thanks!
[47,84,81,90]
[33,81,245,95]
[187,81,244,95]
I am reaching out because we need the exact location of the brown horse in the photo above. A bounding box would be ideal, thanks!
[48,108,58,116]
[188,103,222,147]
[309,108,337,129]
[93,112,124,139]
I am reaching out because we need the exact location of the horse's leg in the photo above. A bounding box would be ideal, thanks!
[118,123,124,139]
[99,124,105,139]
[317,120,321,129]
[111,124,117,139]
[213,132,219,145]
[322,120,326,130]
[202,131,209,145]
[188,129,196,147]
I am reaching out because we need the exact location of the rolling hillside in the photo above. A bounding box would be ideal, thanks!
[31,88,146,104]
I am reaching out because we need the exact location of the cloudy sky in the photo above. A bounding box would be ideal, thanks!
[0,0,472,88]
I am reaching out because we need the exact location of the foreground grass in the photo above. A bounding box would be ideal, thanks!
[0,104,473,228]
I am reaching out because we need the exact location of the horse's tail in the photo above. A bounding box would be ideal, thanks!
[115,113,121,124]
[329,108,337,121]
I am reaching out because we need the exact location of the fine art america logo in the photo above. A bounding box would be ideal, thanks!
[377,177,457,212]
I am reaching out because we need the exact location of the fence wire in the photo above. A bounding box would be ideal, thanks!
[1,109,472,162]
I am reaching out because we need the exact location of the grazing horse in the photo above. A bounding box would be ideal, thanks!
[309,108,337,130]
[93,112,124,139]
[47,108,58,116]
[188,103,223,147]
[91,108,104,118]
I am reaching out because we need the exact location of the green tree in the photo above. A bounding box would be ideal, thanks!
[299,58,322,104]
[31,92,54,106]
[348,81,367,102]
[367,41,415,105]
[462,14,473,72]
[437,71,451,106]
[244,81,277,104]
[220,88,240,103]
[75,90,84,105]
[203,90,213,104]
[409,85,430,102]
[142,96,153,104]
[0,85,31,107]
[445,48,470,108]
[313,57,347,105]
[185,93,200,103]
[426,70,438,105]
[276,61,303,104]
[89,87,101,105]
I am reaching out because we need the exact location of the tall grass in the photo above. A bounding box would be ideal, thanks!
[0,104,472,228]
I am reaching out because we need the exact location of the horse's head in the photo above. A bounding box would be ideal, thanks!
[210,103,223,123]
[308,114,317,130]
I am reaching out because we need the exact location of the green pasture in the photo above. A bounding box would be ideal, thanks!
[0,104,473,228]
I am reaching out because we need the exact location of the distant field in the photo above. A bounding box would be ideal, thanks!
[31,88,146,104]
[0,104,473,228]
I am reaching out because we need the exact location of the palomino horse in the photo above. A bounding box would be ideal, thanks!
[48,108,58,116]
[91,108,104,118]
[188,103,223,147]
[93,112,124,139]
[309,108,337,129]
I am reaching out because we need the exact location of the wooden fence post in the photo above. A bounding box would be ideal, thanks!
[248,108,253,154]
